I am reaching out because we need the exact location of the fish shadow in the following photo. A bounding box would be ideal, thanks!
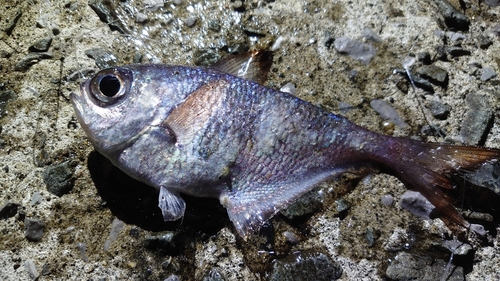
[87,151,229,235]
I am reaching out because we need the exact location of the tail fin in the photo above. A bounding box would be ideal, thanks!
[379,139,500,229]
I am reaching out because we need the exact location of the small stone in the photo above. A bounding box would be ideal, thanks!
[334,36,377,64]
[370,99,408,128]
[361,28,382,42]
[184,15,197,27]
[88,0,129,34]
[0,202,20,220]
[477,35,493,49]
[24,218,45,242]
[421,124,447,138]
[24,259,39,280]
[443,240,472,256]
[202,268,225,281]
[416,65,449,87]
[445,31,466,45]
[399,191,436,219]
[43,161,76,197]
[381,194,394,206]
[28,37,52,52]
[435,0,470,31]
[480,67,496,81]
[0,90,17,118]
[14,52,54,72]
[3,9,22,36]
[429,100,451,120]
[335,198,351,213]
[135,12,148,23]
[85,48,118,69]
[416,52,431,65]
[30,192,42,206]
[460,92,493,145]
[491,24,500,37]
[269,251,342,281]
[283,231,300,245]
[445,46,471,57]
[281,188,324,219]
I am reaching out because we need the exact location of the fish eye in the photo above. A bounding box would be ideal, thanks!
[89,68,132,106]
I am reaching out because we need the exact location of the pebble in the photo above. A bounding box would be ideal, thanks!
[281,188,324,219]
[386,252,464,281]
[428,100,451,120]
[30,192,42,206]
[104,218,125,250]
[43,161,76,197]
[399,191,435,219]
[480,67,496,81]
[0,202,20,220]
[202,268,225,281]
[443,240,472,256]
[435,0,470,31]
[24,218,45,242]
[416,52,431,65]
[491,24,500,37]
[135,12,148,23]
[84,48,118,69]
[88,0,129,34]
[333,36,377,64]
[14,52,54,72]
[459,92,493,145]
[416,65,448,87]
[381,194,394,206]
[28,37,52,52]
[3,9,22,36]
[361,28,382,42]
[184,15,197,27]
[370,99,408,128]
[477,34,493,49]
[77,242,89,262]
[269,251,342,281]
[465,161,500,196]
[24,259,39,280]
[445,46,471,57]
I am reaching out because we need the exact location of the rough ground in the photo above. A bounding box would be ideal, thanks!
[1,0,500,280]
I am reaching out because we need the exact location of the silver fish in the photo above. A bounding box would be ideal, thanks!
[71,51,500,239]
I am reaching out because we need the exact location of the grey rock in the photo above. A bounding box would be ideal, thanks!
[445,46,471,57]
[14,52,54,72]
[88,0,129,34]
[381,194,394,206]
[0,202,20,220]
[443,240,472,256]
[335,198,351,213]
[483,0,500,7]
[43,161,76,197]
[30,192,42,206]
[386,252,464,281]
[270,251,342,281]
[24,259,39,280]
[492,24,500,37]
[421,124,447,138]
[29,37,52,52]
[480,67,496,81]
[445,31,466,45]
[334,36,377,64]
[400,191,436,219]
[0,90,18,118]
[465,162,500,196]
[435,0,470,31]
[2,9,22,36]
[370,99,408,128]
[429,100,451,120]
[361,28,382,42]
[416,65,449,87]
[85,48,118,69]
[477,34,493,49]
[24,218,45,242]
[416,52,431,65]
[460,93,493,145]
[135,12,148,23]
[202,268,225,281]
[184,15,197,27]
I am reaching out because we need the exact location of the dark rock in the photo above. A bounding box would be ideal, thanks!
[460,93,493,145]
[281,187,324,219]
[269,251,343,281]
[3,9,22,36]
[492,25,500,37]
[0,202,20,220]
[193,49,221,67]
[421,124,447,138]
[480,67,496,81]
[466,161,500,196]
[88,0,129,34]
[410,74,435,92]
[43,161,76,197]
[24,218,45,242]
[435,0,470,31]
[445,46,471,57]
[85,48,118,69]
[335,198,351,213]
[429,100,451,120]
[14,52,54,72]
[145,231,182,254]
[0,90,18,118]
[477,34,493,49]
[386,252,464,281]
[202,268,225,281]
[416,65,448,87]
[334,36,377,64]
[416,52,431,65]
[29,37,53,52]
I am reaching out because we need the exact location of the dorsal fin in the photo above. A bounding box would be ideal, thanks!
[210,50,273,84]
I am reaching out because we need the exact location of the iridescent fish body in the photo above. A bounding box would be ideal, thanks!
[71,51,500,238]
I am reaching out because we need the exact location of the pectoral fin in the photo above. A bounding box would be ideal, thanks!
[158,186,186,221]
[164,80,229,145]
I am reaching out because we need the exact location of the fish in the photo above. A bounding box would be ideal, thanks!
[70,50,500,239]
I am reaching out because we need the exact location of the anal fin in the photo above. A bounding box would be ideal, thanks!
[158,186,186,221]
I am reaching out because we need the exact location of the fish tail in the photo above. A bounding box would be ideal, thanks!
[375,138,500,228]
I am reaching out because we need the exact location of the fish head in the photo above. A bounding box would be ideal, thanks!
[71,66,165,157]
